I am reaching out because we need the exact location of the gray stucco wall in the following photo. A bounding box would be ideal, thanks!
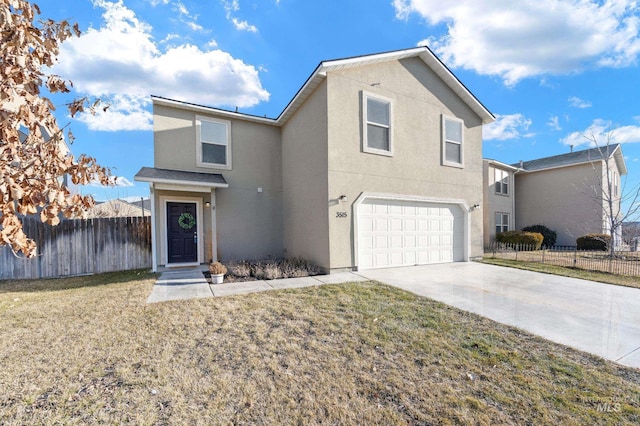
[153,104,284,263]
[281,81,330,269]
[515,162,605,246]
[483,161,515,247]
[324,58,485,268]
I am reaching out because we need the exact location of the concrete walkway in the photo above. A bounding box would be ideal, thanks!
[147,262,640,369]
[146,268,368,303]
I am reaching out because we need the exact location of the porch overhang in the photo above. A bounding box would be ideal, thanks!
[134,167,229,189]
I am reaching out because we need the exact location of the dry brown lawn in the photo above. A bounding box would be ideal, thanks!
[1,270,639,425]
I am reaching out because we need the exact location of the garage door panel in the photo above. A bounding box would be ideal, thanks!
[389,235,402,248]
[374,235,387,249]
[404,235,416,248]
[374,218,388,232]
[358,199,464,270]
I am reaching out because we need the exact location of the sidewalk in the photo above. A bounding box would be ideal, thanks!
[147,268,368,303]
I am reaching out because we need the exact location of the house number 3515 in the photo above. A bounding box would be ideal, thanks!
[336,212,348,218]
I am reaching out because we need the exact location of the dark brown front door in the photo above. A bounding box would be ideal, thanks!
[167,202,197,264]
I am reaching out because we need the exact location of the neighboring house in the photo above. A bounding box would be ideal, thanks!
[492,144,627,247]
[135,47,495,272]
[482,159,518,247]
[86,199,151,218]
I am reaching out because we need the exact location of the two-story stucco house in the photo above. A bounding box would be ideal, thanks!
[135,47,495,272]
[482,159,518,247]
[514,144,627,246]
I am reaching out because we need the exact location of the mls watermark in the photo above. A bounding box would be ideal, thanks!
[578,395,639,413]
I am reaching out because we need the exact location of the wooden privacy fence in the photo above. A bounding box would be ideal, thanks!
[486,242,640,276]
[0,216,152,280]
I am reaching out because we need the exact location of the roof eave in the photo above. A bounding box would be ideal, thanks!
[152,96,279,127]
[612,145,628,175]
[277,46,495,126]
[134,175,229,189]
[484,159,519,171]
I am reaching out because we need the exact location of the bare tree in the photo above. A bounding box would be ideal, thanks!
[1,1,112,257]
[581,131,640,258]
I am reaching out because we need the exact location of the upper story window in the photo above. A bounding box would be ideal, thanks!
[495,168,509,195]
[362,91,393,156]
[613,171,619,196]
[442,115,464,167]
[196,116,231,169]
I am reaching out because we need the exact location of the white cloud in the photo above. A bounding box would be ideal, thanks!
[561,119,640,147]
[569,96,592,108]
[547,116,561,131]
[483,113,534,140]
[77,95,153,131]
[89,176,134,187]
[222,0,258,32]
[398,0,640,86]
[53,0,269,131]
[231,17,258,32]
[172,1,205,32]
[114,176,135,187]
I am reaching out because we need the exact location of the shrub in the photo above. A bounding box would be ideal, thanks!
[495,231,544,250]
[281,257,310,278]
[227,261,251,277]
[521,224,557,247]
[209,261,227,275]
[576,234,611,251]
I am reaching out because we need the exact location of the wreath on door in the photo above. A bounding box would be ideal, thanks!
[178,212,196,230]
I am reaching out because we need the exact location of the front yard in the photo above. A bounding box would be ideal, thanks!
[1,270,639,424]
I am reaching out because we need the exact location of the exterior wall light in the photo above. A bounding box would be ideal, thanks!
[205,201,211,207]
[339,195,348,203]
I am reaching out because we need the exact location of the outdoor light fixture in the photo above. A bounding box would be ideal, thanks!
[205,201,211,207]
[470,203,480,211]
[338,195,348,203]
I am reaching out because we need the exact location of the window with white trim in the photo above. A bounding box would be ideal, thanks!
[495,212,509,235]
[442,115,464,167]
[614,171,619,196]
[495,168,509,195]
[362,92,392,156]
[196,116,231,169]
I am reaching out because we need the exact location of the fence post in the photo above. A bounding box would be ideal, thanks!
[573,247,577,268]
[542,248,545,264]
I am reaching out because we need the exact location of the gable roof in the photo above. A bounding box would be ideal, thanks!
[152,46,495,126]
[514,144,627,175]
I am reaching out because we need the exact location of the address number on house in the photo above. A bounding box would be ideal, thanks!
[336,212,348,218]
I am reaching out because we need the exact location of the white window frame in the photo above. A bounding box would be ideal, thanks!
[495,168,509,196]
[442,115,464,168]
[362,91,393,157]
[196,115,232,170]
[495,212,509,235]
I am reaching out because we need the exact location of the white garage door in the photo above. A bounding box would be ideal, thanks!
[357,199,464,270]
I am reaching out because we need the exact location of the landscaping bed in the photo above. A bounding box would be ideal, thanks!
[203,257,322,284]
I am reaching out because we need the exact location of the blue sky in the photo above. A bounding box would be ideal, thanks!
[38,0,640,202]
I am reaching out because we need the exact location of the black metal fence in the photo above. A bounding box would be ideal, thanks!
[485,242,640,276]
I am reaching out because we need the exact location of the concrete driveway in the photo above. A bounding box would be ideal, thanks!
[359,262,640,370]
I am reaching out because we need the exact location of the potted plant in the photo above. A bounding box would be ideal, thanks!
[209,261,227,284]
